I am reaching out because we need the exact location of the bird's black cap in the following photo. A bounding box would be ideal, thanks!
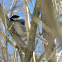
[9,15,20,21]
[9,15,25,25]
[11,15,20,18]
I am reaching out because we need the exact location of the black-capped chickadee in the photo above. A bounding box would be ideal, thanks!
[9,15,26,39]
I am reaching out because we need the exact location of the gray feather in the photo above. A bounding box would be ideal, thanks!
[13,22,26,37]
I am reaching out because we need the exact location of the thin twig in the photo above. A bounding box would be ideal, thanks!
[37,51,46,62]
[36,35,48,45]
[47,44,62,62]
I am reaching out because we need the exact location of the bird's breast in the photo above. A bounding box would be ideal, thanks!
[13,22,26,36]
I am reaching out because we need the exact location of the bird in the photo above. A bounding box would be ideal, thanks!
[9,15,26,39]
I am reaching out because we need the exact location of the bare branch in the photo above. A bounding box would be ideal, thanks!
[36,35,48,45]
